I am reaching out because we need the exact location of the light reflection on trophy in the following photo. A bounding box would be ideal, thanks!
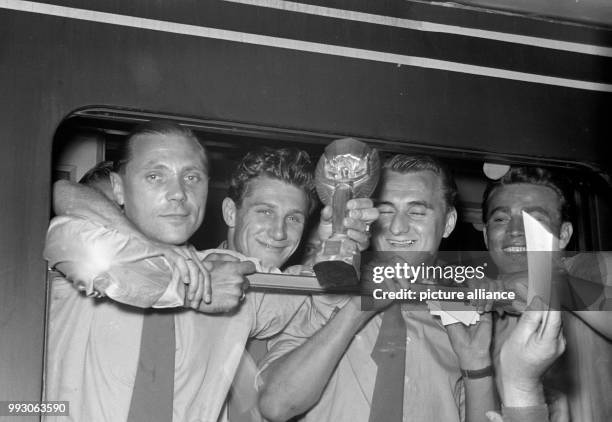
[313,138,380,287]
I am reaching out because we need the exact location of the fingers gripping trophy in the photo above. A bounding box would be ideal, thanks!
[313,138,380,287]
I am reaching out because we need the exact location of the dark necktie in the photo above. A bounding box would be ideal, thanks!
[127,310,175,422]
[369,304,407,422]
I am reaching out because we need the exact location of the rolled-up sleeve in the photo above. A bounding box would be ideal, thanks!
[44,215,184,308]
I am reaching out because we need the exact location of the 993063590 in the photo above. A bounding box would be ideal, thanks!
[0,401,69,416]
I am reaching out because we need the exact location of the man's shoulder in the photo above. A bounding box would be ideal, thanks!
[563,252,612,285]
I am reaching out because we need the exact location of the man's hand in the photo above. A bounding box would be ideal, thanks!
[446,313,493,370]
[318,198,379,251]
[447,313,498,422]
[284,265,315,276]
[499,297,566,406]
[196,259,256,314]
[467,277,505,314]
[152,242,213,308]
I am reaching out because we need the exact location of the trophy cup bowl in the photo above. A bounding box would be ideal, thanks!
[313,138,380,287]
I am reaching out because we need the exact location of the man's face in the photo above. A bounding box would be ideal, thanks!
[372,170,456,254]
[483,183,573,275]
[224,177,308,270]
[112,133,209,245]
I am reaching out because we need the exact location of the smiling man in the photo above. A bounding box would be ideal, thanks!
[482,166,612,422]
[482,168,572,276]
[372,158,456,253]
[257,154,489,422]
[224,176,305,269]
[221,148,316,271]
[45,121,255,422]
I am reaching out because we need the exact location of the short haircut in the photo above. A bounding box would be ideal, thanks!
[228,147,318,215]
[79,161,113,186]
[382,154,457,209]
[482,166,572,223]
[113,120,208,173]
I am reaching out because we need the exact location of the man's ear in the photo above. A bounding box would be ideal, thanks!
[443,207,457,238]
[559,221,573,250]
[482,224,489,249]
[110,172,125,206]
[222,197,237,228]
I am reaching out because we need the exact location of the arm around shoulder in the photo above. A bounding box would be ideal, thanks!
[45,215,184,308]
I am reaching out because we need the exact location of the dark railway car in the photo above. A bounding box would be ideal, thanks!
[1,1,611,421]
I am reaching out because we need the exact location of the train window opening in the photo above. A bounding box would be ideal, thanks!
[51,107,610,262]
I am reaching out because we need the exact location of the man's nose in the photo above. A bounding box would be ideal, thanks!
[508,215,524,236]
[389,212,410,235]
[166,177,187,202]
[270,217,287,241]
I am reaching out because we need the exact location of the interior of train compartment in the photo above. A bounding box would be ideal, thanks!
[51,108,612,264]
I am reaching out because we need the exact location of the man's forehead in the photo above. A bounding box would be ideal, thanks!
[379,170,443,201]
[488,183,561,209]
[243,177,308,212]
[129,133,207,170]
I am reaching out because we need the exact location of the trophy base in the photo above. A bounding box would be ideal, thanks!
[313,238,360,288]
[313,260,359,288]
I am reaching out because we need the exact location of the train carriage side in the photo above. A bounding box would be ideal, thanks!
[1,1,611,419]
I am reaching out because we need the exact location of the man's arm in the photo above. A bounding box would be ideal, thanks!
[486,298,565,422]
[258,274,402,421]
[53,180,211,303]
[446,314,498,422]
[45,215,183,307]
[258,297,374,421]
[54,179,132,232]
[498,269,612,339]
[259,198,380,421]
[46,215,255,312]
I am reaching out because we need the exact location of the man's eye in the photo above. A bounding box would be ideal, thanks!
[489,215,509,224]
[287,215,304,224]
[377,207,395,215]
[258,209,273,216]
[146,173,161,182]
[409,210,426,216]
[184,174,201,183]
[530,213,551,224]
